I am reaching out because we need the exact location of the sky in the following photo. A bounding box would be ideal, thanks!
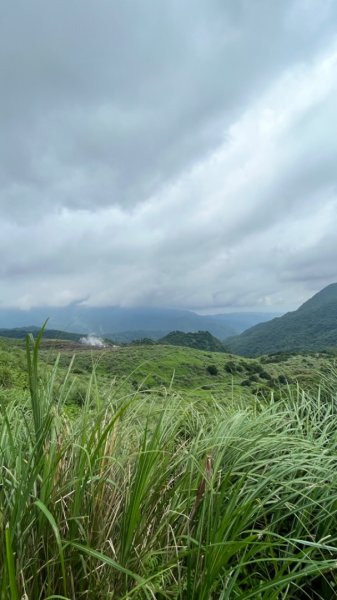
[1,0,337,313]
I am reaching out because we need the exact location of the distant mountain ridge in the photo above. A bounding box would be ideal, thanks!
[0,306,279,340]
[0,326,83,342]
[226,283,337,356]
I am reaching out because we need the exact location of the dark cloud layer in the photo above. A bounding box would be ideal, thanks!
[1,0,337,310]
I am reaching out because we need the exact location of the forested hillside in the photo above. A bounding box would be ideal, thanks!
[159,330,226,352]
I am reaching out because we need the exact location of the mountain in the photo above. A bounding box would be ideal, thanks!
[225,283,337,356]
[0,305,278,340]
[0,326,83,342]
[159,330,226,352]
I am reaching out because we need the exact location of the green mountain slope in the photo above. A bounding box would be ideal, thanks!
[226,283,337,356]
[159,330,226,352]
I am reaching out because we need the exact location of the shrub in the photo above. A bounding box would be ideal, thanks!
[242,362,263,374]
[259,369,272,380]
[206,365,218,376]
[224,360,238,374]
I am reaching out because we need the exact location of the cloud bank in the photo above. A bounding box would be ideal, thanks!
[1,0,337,311]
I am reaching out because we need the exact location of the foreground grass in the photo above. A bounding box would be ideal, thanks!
[1,332,337,598]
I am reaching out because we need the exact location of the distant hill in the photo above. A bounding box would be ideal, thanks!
[0,327,83,342]
[0,305,279,340]
[226,283,337,356]
[159,330,226,353]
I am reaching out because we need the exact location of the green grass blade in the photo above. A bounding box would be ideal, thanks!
[5,524,19,600]
[69,542,145,583]
[35,500,67,597]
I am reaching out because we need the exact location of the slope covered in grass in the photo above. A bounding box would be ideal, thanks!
[1,332,337,597]
[1,335,335,407]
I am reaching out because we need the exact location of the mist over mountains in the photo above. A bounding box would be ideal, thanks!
[0,305,279,341]
[1,283,337,357]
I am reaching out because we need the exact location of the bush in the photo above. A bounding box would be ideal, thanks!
[242,362,263,375]
[207,365,218,376]
[224,360,238,374]
[259,369,272,381]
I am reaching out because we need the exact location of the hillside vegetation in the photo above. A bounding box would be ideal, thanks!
[0,334,334,408]
[158,330,226,353]
[226,282,337,356]
[1,331,337,597]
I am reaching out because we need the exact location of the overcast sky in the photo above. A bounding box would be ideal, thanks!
[1,0,337,312]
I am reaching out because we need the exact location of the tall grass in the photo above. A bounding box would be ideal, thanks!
[1,333,337,598]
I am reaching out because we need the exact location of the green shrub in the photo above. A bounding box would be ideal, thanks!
[259,369,272,380]
[224,360,238,374]
[206,364,218,376]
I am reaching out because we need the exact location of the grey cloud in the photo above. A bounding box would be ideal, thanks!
[1,1,337,311]
[1,0,337,218]
[281,227,337,285]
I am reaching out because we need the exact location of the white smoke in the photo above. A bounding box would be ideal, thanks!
[79,335,107,348]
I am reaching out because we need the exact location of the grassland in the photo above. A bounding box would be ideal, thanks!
[1,333,335,404]
[1,332,337,598]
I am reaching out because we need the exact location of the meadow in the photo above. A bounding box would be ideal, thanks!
[1,330,337,598]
